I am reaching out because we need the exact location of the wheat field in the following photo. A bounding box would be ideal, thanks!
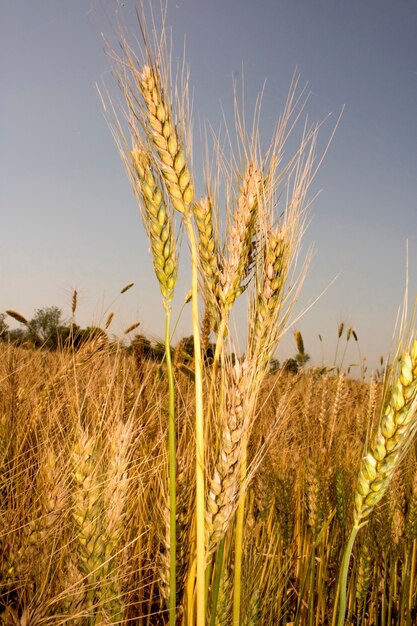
[1,3,417,625]
[1,339,417,625]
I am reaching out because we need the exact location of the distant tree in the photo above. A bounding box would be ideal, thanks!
[282,358,299,374]
[0,313,9,340]
[269,358,280,374]
[295,351,311,368]
[29,306,67,349]
[7,328,27,346]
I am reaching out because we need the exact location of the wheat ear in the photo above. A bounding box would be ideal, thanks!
[139,65,193,215]
[131,147,177,305]
[249,226,289,362]
[218,163,262,312]
[193,196,221,332]
[206,360,247,556]
[353,341,417,525]
[99,420,133,623]
[337,339,417,626]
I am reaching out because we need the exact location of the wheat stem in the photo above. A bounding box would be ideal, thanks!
[165,311,177,626]
[184,214,205,626]
[232,443,247,626]
[337,338,417,625]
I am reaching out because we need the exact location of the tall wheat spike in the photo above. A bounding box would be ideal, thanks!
[337,338,417,625]
[131,147,177,305]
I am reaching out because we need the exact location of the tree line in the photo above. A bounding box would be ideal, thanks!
[0,306,310,373]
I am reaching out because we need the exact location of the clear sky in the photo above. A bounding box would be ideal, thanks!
[1,0,417,373]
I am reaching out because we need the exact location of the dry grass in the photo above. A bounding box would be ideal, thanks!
[1,340,417,624]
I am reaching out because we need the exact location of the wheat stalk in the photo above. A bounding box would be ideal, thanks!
[353,341,417,525]
[337,338,417,625]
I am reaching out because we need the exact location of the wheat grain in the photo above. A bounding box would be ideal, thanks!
[131,148,177,305]
[354,340,417,526]
[206,360,248,556]
[218,163,262,312]
[193,196,221,332]
[139,65,194,215]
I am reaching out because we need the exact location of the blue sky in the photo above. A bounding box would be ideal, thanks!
[1,0,416,373]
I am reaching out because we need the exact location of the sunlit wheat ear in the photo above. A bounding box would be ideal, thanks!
[131,148,177,305]
[193,196,221,332]
[354,339,417,526]
[306,457,326,538]
[99,420,133,623]
[206,360,248,556]
[218,163,262,312]
[71,429,103,611]
[249,226,289,361]
[139,65,194,215]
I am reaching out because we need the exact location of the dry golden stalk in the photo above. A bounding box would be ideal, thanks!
[131,148,177,304]
[6,448,67,582]
[139,65,194,215]
[206,360,248,555]
[219,163,262,311]
[354,340,417,526]
[193,196,221,327]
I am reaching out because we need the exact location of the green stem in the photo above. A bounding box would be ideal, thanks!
[184,215,205,626]
[165,311,177,626]
[337,525,360,626]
